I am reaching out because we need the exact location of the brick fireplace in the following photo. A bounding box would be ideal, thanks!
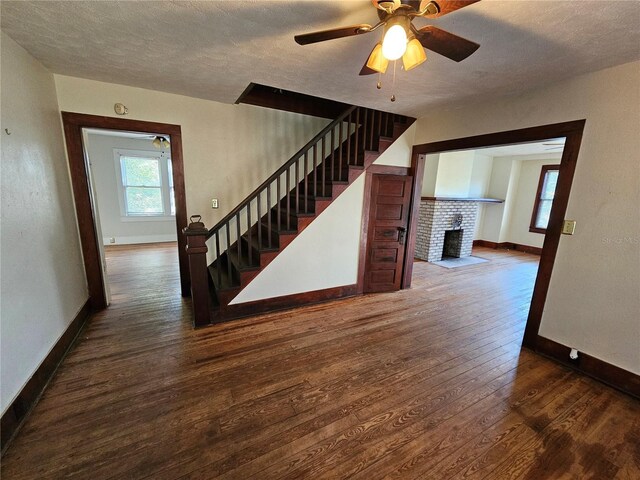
[415,198,480,262]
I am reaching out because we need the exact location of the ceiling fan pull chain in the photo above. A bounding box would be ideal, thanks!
[391,60,397,102]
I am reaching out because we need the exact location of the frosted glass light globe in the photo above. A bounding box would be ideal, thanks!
[382,25,408,61]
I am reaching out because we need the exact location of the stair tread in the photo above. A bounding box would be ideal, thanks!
[261,221,297,235]
[272,207,316,218]
[208,263,238,291]
[205,108,416,315]
[228,249,260,271]
[242,232,279,252]
[286,193,332,201]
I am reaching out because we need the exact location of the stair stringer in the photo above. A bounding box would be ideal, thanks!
[228,122,417,306]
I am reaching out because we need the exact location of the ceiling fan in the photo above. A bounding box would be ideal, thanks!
[294,0,481,75]
[136,134,171,149]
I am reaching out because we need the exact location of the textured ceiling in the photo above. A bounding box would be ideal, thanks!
[2,1,640,117]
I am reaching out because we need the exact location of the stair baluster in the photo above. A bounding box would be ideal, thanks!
[186,105,412,325]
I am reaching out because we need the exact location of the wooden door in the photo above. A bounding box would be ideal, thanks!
[363,174,413,293]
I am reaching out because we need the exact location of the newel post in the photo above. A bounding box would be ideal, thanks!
[183,215,211,328]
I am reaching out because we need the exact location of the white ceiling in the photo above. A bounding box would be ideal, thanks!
[475,138,565,157]
[2,1,639,117]
[84,128,164,140]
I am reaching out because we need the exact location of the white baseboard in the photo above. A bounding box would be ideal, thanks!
[103,234,177,245]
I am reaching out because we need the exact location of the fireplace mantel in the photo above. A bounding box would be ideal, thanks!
[421,196,504,203]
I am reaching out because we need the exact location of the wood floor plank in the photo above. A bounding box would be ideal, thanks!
[345,360,577,480]
[1,244,637,480]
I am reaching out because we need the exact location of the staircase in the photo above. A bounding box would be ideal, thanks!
[187,105,415,324]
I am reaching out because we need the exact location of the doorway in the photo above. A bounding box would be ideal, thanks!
[403,120,585,349]
[61,113,189,310]
[81,128,180,306]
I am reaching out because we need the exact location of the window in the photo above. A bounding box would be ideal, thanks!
[530,165,560,233]
[115,149,174,219]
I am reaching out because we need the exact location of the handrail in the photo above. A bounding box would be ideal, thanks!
[206,105,358,239]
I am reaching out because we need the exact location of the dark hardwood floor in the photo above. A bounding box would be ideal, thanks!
[2,244,638,479]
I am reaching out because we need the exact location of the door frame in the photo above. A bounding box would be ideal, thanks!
[61,112,190,310]
[357,164,411,294]
[403,119,586,349]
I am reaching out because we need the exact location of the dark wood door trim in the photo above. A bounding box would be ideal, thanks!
[357,165,411,294]
[406,119,586,350]
[61,112,190,309]
[402,155,426,289]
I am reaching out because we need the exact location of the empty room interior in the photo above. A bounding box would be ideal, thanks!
[1,1,639,478]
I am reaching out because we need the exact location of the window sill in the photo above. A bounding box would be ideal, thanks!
[120,215,175,223]
[529,227,547,234]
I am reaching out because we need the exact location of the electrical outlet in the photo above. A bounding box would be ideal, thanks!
[562,220,576,235]
[211,198,219,209]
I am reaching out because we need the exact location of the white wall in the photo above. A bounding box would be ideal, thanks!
[230,175,366,303]
[54,75,330,230]
[231,123,416,304]
[508,158,561,248]
[84,133,177,245]
[414,61,640,374]
[433,151,475,197]
[0,33,88,414]
[421,154,439,196]
[425,149,566,246]
[468,154,494,197]
[469,153,494,238]
[478,158,510,242]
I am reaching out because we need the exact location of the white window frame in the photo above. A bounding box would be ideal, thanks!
[114,148,175,221]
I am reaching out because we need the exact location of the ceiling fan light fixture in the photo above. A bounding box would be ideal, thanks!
[153,136,170,149]
[381,21,408,60]
[366,43,389,73]
[402,38,427,71]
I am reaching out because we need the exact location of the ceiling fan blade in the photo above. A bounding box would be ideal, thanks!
[295,24,372,45]
[425,0,481,18]
[415,26,479,62]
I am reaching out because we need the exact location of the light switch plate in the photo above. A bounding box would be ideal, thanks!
[562,220,576,235]
[211,198,219,209]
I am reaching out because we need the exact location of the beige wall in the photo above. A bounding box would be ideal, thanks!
[54,75,330,229]
[0,34,88,413]
[414,61,640,374]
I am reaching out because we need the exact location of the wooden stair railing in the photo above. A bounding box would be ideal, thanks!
[185,105,413,327]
